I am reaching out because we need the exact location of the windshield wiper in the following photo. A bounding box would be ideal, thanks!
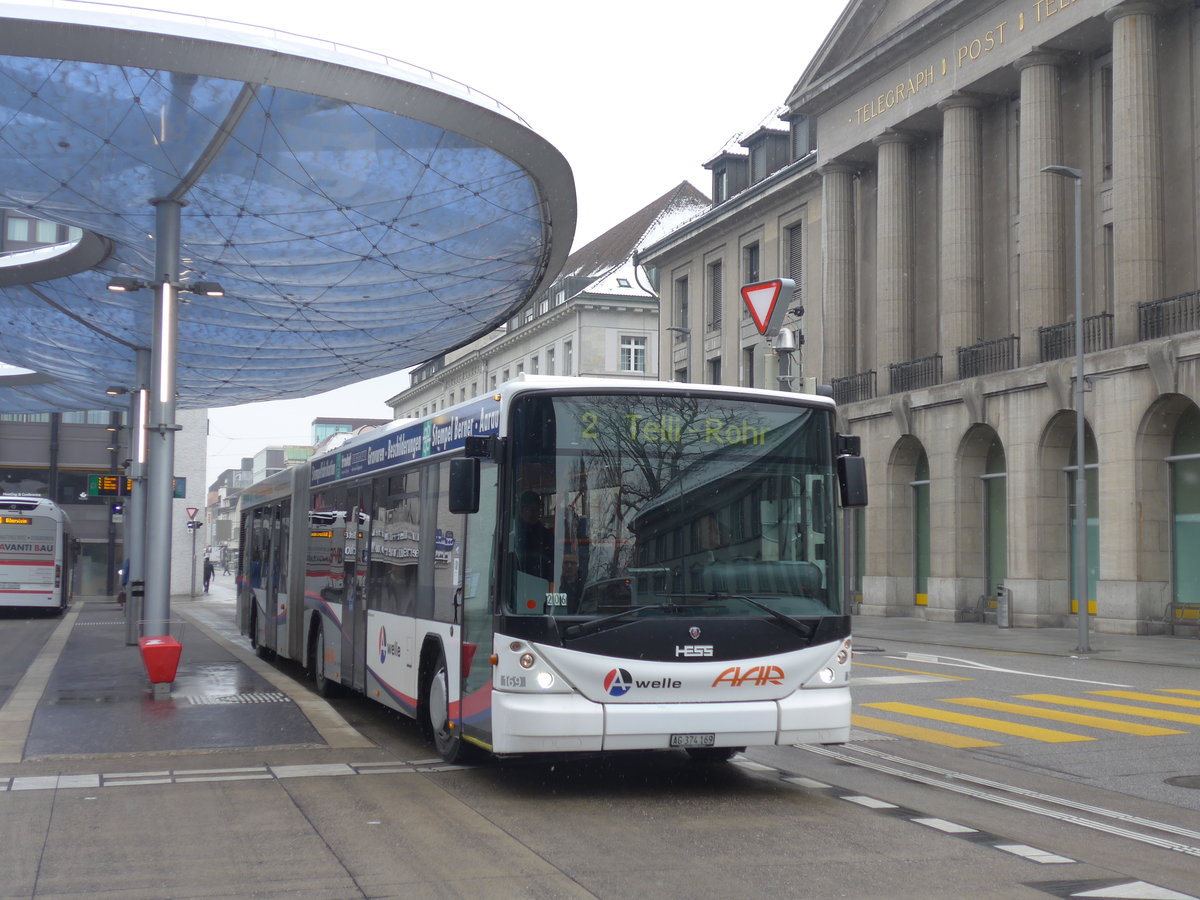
[722,593,815,639]
[563,605,662,639]
[664,591,814,640]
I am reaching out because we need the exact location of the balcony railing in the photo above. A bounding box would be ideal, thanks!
[1139,290,1200,340]
[830,370,876,405]
[888,354,942,394]
[957,334,1020,379]
[1038,314,1113,362]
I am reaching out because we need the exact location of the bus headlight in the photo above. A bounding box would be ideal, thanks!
[535,671,556,689]
[818,667,836,684]
[519,652,536,669]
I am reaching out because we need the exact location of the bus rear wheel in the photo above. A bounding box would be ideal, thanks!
[249,608,273,660]
[311,621,336,698]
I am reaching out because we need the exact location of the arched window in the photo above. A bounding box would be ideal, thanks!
[983,437,1007,597]
[912,450,929,606]
[1170,405,1200,607]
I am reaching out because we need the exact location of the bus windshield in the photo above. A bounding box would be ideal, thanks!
[505,391,843,621]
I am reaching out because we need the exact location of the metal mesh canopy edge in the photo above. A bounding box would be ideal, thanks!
[0,2,576,412]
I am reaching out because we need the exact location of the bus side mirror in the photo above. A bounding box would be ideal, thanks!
[449,458,480,514]
[837,455,868,508]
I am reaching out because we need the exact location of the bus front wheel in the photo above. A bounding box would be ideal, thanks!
[427,651,473,764]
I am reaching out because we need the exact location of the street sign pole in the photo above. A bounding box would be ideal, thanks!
[187,507,199,598]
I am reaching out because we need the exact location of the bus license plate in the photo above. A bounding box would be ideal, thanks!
[670,733,715,748]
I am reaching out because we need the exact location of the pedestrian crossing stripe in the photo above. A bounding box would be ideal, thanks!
[943,698,1187,736]
[1018,694,1200,726]
[852,689,1200,747]
[853,661,973,681]
[1091,690,1200,709]
[862,701,1095,742]
[850,713,1000,748]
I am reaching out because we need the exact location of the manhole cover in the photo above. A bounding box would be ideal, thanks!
[1164,775,1200,789]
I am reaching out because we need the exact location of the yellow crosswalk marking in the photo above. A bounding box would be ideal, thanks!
[1160,689,1200,697]
[862,702,1092,742]
[944,698,1187,736]
[851,714,1000,748]
[1091,690,1200,709]
[852,662,972,680]
[1018,694,1200,725]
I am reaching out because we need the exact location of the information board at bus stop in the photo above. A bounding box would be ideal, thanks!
[87,475,187,498]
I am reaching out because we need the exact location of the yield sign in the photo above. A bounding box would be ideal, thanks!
[186,507,199,520]
[740,278,794,336]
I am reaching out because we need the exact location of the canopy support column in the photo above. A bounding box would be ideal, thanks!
[143,199,183,638]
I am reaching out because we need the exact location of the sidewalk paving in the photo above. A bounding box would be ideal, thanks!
[852,612,1200,669]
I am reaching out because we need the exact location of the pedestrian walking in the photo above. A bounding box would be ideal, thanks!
[203,556,215,593]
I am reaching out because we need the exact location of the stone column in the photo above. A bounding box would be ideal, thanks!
[1015,52,1065,367]
[1106,2,1164,344]
[938,95,984,366]
[820,163,856,381]
[873,131,915,383]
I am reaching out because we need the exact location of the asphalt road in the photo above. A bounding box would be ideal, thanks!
[1,591,1198,900]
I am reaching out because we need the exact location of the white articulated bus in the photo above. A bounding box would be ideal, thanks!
[238,376,867,763]
[0,495,76,613]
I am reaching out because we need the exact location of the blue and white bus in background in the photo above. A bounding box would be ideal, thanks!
[238,375,867,763]
[0,495,76,613]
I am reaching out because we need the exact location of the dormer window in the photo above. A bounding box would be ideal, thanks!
[749,143,767,183]
[713,167,728,204]
[791,115,814,159]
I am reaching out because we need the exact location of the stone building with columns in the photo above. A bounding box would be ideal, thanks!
[638,0,1200,634]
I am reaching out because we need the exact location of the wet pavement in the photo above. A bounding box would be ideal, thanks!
[2,579,369,764]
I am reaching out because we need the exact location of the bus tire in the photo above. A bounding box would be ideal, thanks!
[249,608,273,660]
[685,746,741,763]
[427,649,473,764]
[311,621,337,698]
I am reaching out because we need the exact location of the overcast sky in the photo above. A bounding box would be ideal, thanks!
[161,0,852,484]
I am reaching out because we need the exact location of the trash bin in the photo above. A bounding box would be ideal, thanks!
[996,585,1011,629]
[138,635,182,683]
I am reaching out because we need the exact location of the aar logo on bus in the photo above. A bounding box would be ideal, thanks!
[603,668,633,697]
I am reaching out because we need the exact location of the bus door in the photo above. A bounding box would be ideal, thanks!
[264,506,283,652]
[459,459,497,748]
[341,507,370,692]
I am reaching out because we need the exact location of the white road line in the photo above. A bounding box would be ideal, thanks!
[912,817,977,834]
[842,795,898,809]
[1069,882,1199,899]
[850,744,1200,843]
[994,843,1075,864]
[803,744,1200,859]
[894,653,1131,687]
[1,758,462,792]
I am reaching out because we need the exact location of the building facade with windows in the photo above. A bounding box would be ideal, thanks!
[640,0,1200,635]
[0,407,207,596]
[389,182,709,417]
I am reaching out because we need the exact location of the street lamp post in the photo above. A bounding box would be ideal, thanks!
[1042,164,1090,653]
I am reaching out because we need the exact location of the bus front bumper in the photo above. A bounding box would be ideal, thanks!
[490,687,850,755]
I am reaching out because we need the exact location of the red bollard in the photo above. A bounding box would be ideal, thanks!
[138,636,182,684]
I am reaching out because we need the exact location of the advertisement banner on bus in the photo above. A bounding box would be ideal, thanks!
[311,396,501,487]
